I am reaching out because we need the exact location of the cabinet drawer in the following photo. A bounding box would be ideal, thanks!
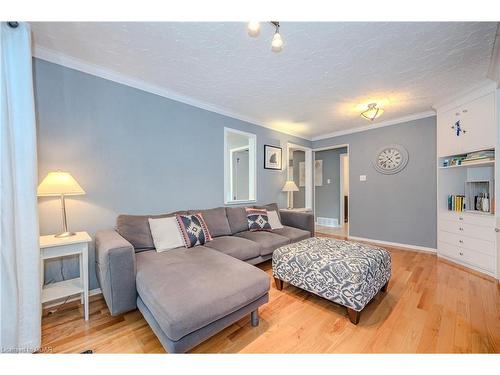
[440,211,494,227]
[438,242,495,273]
[439,220,495,242]
[438,231,495,256]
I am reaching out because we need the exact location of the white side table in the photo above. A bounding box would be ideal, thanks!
[39,231,92,321]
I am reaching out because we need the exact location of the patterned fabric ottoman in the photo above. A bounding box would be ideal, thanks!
[272,237,391,324]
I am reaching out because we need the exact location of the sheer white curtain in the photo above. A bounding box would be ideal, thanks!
[0,22,41,353]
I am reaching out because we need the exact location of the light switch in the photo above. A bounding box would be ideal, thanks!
[360,175,367,181]
[327,179,331,184]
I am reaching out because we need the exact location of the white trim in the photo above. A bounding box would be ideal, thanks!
[42,288,102,309]
[339,152,348,227]
[224,127,256,205]
[33,45,309,140]
[313,143,350,152]
[286,142,313,210]
[432,79,497,112]
[34,46,441,142]
[438,254,496,278]
[348,236,437,253]
[311,111,436,141]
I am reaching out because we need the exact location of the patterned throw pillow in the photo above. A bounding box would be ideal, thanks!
[175,213,212,248]
[246,208,272,232]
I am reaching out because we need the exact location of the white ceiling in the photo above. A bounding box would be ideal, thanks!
[30,22,498,140]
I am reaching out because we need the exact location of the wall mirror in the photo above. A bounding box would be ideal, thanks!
[224,128,256,204]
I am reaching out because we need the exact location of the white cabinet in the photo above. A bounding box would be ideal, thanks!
[437,92,496,157]
[438,214,496,275]
[436,86,497,278]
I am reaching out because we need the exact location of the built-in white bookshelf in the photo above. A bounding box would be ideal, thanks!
[438,150,494,216]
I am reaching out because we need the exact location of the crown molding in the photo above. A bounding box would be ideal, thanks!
[432,79,497,112]
[487,23,500,87]
[32,45,310,140]
[311,110,436,141]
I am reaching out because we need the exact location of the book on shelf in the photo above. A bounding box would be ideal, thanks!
[448,194,466,212]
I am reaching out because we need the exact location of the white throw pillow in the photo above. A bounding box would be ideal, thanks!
[148,217,184,252]
[267,210,283,230]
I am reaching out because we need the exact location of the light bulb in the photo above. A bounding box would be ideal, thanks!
[271,32,283,52]
[247,21,260,37]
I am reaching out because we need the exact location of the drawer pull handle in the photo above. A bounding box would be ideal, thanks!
[458,217,463,221]
[459,240,463,243]
[459,252,464,256]
[459,227,463,231]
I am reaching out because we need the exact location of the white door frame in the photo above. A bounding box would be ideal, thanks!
[339,153,348,227]
[313,144,350,236]
[286,142,313,210]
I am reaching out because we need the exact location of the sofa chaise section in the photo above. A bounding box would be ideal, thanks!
[135,247,269,353]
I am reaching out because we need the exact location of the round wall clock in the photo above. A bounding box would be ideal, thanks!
[373,144,409,174]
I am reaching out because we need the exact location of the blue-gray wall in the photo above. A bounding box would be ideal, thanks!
[313,117,437,249]
[33,59,311,289]
[314,147,348,222]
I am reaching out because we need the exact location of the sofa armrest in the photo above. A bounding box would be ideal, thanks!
[279,210,315,236]
[95,230,137,315]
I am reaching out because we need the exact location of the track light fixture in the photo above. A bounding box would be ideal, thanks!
[247,21,284,53]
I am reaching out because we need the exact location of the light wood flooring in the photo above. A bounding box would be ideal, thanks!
[41,235,500,353]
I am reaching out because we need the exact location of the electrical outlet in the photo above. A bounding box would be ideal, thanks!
[360,175,367,181]
[327,178,331,184]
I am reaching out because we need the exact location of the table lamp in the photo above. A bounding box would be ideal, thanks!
[37,171,85,238]
[282,180,299,209]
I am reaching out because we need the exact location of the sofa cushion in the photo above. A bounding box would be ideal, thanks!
[135,247,270,341]
[188,207,231,238]
[246,208,272,232]
[204,236,262,260]
[176,213,213,248]
[272,225,310,242]
[225,206,249,234]
[235,231,290,256]
[254,203,281,220]
[148,217,184,252]
[267,210,283,230]
[117,211,186,251]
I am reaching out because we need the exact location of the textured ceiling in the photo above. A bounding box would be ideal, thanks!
[30,22,498,139]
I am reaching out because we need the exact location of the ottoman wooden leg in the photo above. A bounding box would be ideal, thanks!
[274,277,283,291]
[347,308,361,325]
[381,280,389,292]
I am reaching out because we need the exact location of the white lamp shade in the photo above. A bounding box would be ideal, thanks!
[37,172,85,196]
[282,180,299,192]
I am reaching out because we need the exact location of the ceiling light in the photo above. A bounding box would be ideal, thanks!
[361,103,384,121]
[271,31,283,53]
[247,21,260,37]
[271,22,283,53]
[247,21,284,53]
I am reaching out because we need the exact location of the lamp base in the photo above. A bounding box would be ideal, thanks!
[55,231,77,238]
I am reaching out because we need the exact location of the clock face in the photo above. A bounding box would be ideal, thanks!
[373,144,408,174]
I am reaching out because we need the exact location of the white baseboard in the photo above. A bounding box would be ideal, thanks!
[43,287,102,309]
[348,236,437,253]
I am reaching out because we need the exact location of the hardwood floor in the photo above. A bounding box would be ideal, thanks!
[41,238,500,353]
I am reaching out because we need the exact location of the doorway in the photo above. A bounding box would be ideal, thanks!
[313,144,349,237]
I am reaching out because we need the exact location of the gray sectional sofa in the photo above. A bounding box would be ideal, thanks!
[95,203,314,353]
